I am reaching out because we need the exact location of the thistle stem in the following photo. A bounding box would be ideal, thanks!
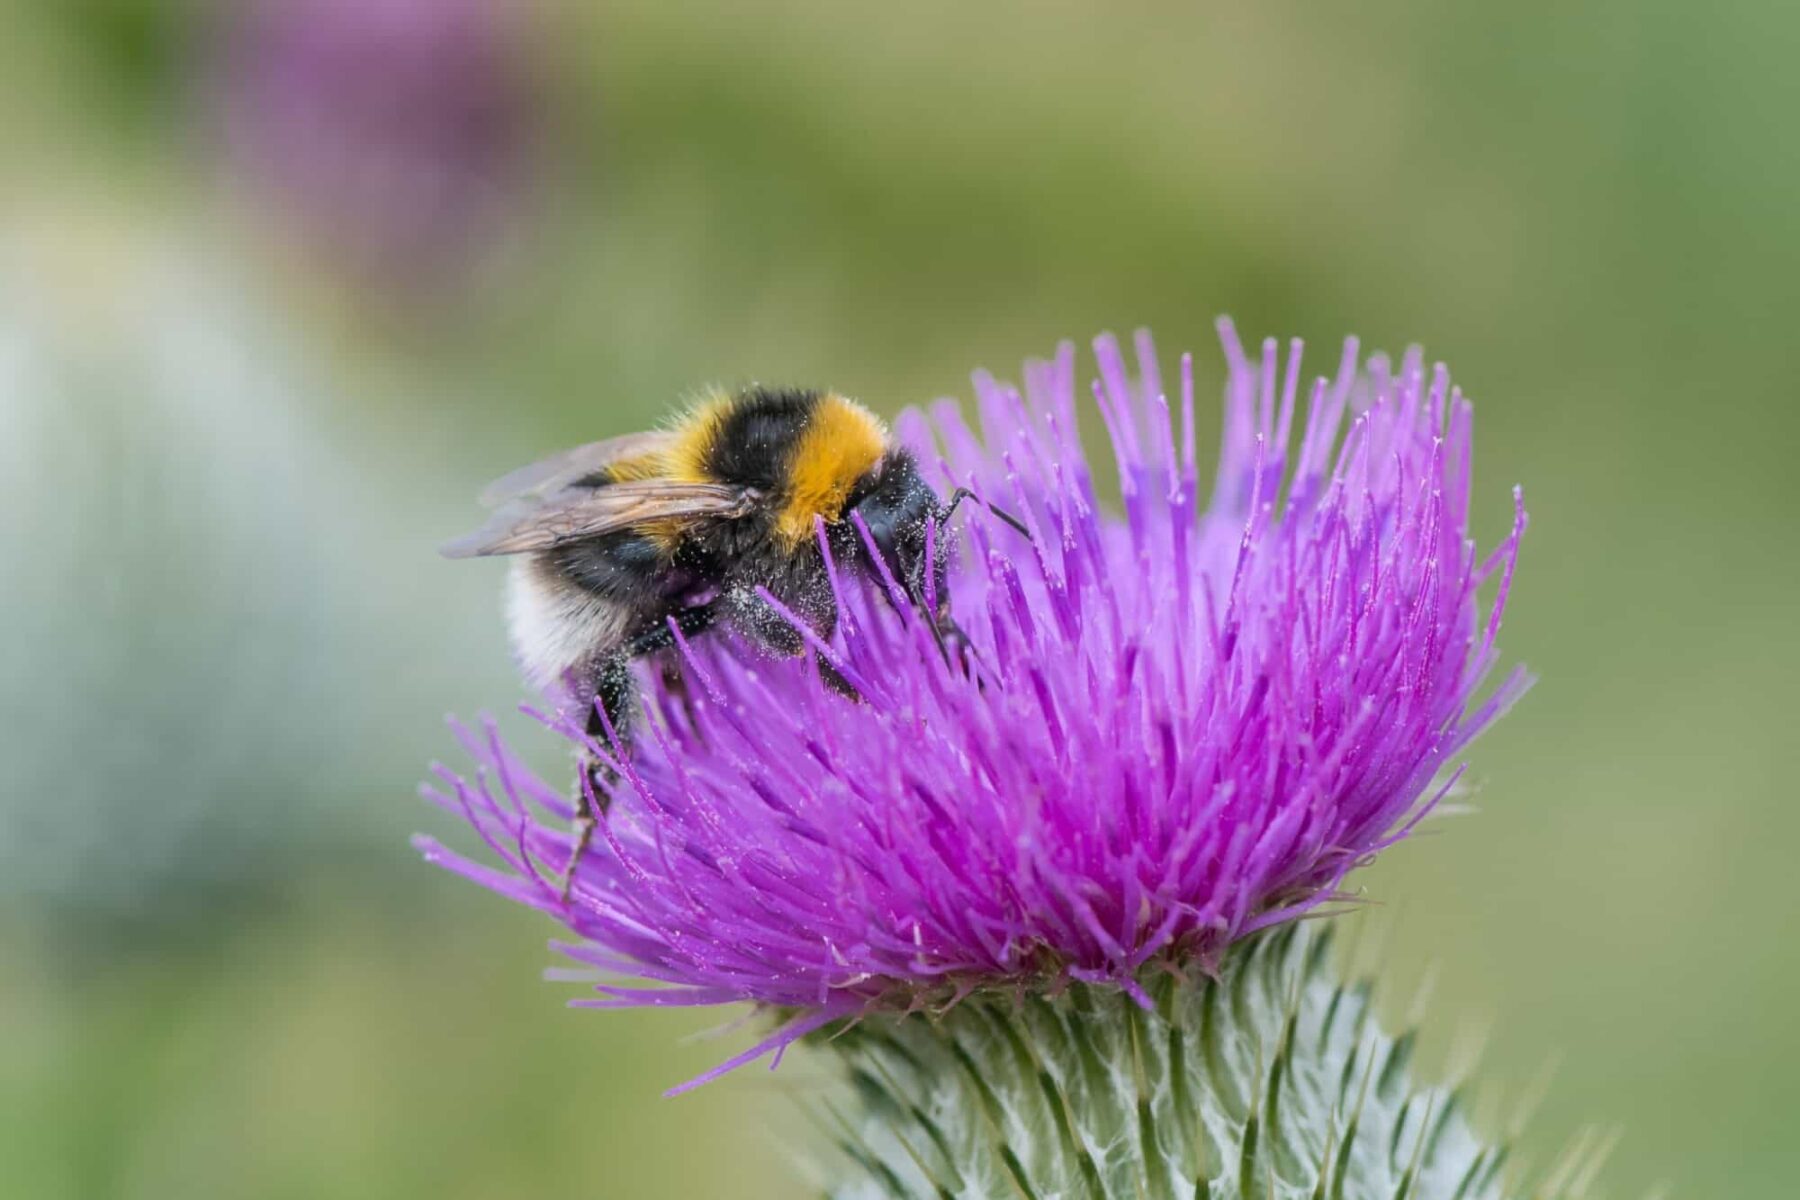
[817,925,1518,1200]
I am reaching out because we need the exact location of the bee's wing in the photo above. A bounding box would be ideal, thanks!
[476,431,678,508]
[440,479,750,559]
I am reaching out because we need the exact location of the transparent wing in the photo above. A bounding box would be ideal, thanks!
[476,431,678,508]
[441,479,750,558]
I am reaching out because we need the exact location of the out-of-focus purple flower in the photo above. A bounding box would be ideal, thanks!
[218,0,534,289]
[417,325,1528,1087]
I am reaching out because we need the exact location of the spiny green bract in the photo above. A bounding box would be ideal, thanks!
[816,925,1575,1200]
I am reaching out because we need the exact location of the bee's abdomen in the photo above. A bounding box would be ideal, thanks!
[505,557,633,689]
[551,532,670,600]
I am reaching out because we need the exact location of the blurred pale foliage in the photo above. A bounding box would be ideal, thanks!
[2,1,1796,1197]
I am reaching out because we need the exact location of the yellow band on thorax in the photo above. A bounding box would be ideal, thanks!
[775,393,885,545]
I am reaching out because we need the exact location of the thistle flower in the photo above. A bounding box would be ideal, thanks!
[218,0,534,291]
[418,323,1528,1088]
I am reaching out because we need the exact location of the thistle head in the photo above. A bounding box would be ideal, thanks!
[417,322,1528,1086]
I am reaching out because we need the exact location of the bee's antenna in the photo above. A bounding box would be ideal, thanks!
[984,501,1033,541]
[939,487,1033,542]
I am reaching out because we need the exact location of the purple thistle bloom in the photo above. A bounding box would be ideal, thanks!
[417,323,1528,1089]
[218,0,534,290]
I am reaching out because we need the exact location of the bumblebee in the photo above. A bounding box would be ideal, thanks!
[444,385,1021,894]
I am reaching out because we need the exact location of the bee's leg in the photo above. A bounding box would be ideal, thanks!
[815,658,862,703]
[722,584,859,700]
[936,613,973,675]
[560,653,634,903]
[559,605,719,903]
[621,603,720,730]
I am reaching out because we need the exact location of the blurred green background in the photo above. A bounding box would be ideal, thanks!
[3,1,1795,1196]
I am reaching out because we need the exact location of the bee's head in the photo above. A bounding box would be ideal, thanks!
[843,450,947,613]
